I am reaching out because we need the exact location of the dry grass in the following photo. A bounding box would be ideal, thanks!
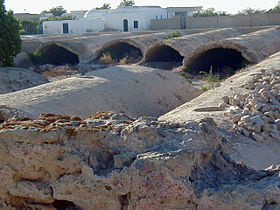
[40,65,79,78]
[99,53,114,64]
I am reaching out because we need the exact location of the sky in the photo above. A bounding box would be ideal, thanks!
[5,0,280,14]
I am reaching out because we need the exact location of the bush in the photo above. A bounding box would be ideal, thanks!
[99,53,114,64]
[200,66,220,87]
[0,0,21,66]
[119,56,128,65]
[166,31,182,39]
[28,51,43,65]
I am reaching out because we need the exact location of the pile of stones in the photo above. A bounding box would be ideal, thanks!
[224,69,280,142]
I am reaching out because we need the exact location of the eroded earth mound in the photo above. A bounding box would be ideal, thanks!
[0,67,48,94]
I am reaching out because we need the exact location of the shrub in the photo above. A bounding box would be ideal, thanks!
[28,51,43,65]
[119,56,128,65]
[0,0,21,66]
[178,72,193,83]
[99,53,114,64]
[166,31,182,39]
[200,66,220,87]
[202,86,209,91]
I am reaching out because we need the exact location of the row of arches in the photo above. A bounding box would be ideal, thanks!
[30,41,249,77]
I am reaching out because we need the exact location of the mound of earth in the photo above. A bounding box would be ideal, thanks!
[160,52,280,170]
[0,65,202,119]
[0,112,279,209]
[0,67,48,94]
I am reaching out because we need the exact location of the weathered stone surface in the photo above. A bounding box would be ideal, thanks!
[0,112,279,209]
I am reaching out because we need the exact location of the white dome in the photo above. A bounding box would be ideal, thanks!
[84,9,107,19]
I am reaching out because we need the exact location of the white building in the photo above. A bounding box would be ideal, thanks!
[42,6,202,34]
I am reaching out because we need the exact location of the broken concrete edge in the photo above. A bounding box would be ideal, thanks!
[0,111,279,209]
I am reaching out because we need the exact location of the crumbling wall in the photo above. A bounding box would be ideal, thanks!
[0,112,279,209]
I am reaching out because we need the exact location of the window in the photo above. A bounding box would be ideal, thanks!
[134,21,138,29]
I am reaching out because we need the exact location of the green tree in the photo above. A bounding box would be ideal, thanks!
[0,0,21,66]
[118,0,135,7]
[236,7,266,15]
[42,6,67,17]
[95,3,111,10]
[267,5,280,13]
[193,8,229,17]
[19,20,41,35]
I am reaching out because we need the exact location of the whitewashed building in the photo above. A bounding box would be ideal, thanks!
[42,6,202,34]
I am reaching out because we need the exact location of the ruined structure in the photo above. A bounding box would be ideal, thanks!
[142,26,279,71]
[1,26,279,210]
[0,65,202,119]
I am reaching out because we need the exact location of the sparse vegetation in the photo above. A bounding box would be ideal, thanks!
[29,51,43,65]
[178,72,193,84]
[181,66,188,71]
[95,3,111,10]
[201,86,209,91]
[200,66,221,87]
[166,31,182,39]
[194,8,229,17]
[118,0,135,7]
[99,53,114,64]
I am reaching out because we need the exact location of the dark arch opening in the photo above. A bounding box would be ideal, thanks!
[186,48,249,78]
[144,45,184,70]
[32,44,79,65]
[96,42,143,64]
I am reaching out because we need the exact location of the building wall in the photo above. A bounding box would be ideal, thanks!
[15,13,40,20]
[185,13,280,29]
[104,7,167,31]
[150,16,181,30]
[43,19,105,34]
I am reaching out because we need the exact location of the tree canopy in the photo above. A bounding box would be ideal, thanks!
[95,3,111,10]
[0,0,21,66]
[41,6,66,17]
[193,8,229,17]
[236,7,266,15]
[118,0,135,7]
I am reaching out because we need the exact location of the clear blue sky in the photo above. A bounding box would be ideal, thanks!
[5,0,279,14]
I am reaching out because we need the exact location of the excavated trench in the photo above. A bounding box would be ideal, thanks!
[34,44,79,65]
[144,44,184,70]
[95,42,143,63]
[186,48,249,78]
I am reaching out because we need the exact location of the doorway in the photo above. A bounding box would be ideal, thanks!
[123,19,128,32]
[63,23,69,34]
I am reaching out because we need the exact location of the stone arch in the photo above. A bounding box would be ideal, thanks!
[32,42,80,65]
[184,41,257,78]
[143,43,184,70]
[94,40,143,63]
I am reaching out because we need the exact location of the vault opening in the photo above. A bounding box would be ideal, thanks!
[96,42,142,64]
[144,44,184,70]
[31,44,79,65]
[186,48,249,78]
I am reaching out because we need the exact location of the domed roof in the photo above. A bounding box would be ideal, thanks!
[84,9,107,19]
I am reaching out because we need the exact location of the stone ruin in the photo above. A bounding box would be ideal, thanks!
[0,26,279,209]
